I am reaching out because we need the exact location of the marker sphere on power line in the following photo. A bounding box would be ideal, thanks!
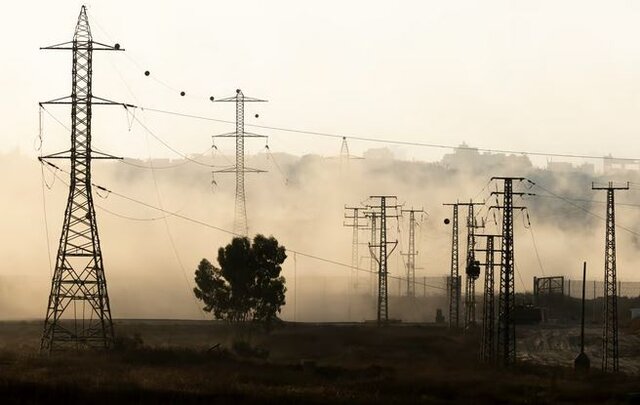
[144,71,150,76]
[114,43,120,50]
[444,218,450,225]
[209,96,214,101]
[180,91,186,96]
[255,114,259,118]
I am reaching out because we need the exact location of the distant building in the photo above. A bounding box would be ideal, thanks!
[441,142,532,173]
[546,161,595,175]
[603,154,640,173]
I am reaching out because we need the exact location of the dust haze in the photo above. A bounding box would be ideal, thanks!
[2,147,640,321]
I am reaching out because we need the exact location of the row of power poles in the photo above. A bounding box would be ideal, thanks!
[445,177,529,367]
[344,197,426,324]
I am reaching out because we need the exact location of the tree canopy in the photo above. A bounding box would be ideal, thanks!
[193,235,287,323]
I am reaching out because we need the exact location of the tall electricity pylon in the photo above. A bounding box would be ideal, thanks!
[443,203,461,329]
[401,208,425,297]
[458,201,484,329]
[593,181,628,372]
[39,6,129,352]
[344,206,367,320]
[213,90,267,236]
[368,196,400,324]
[476,234,501,363]
[490,177,528,367]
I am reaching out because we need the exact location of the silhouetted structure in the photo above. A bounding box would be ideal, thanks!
[491,177,528,367]
[344,206,367,319]
[458,200,483,329]
[368,196,400,324]
[592,181,628,372]
[476,234,501,363]
[39,6,128,352]
[401,208,424,297]
[575,262,591,374]
[213,90,267,236]
[443,203,461,329]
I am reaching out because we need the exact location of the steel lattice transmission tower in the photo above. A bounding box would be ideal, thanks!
[39,6,129,352]
[213,90,267,236]
[344,206,367,320]
[490,177,528,367]
[368,196,399,324]
[401,208,424,297]
[366,211,378,297]
[476,234,501,363]
[593,181,628,372]
[443,203,461,329]
[459,201,483,329]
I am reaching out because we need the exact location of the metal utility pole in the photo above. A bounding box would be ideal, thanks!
[39,6,129,352]
[213,90,267,236]
[458,201,484,329]
[575,261,590,373]
[592,181,628,373]
[490,177,528,367]
[344,206,367,320]
[476,234,501,363]
[443,203,461,329]
[367,212,378,297]
[368,196,400,324]
[401,208,425,297]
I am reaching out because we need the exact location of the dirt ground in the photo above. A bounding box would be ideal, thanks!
[0,320,638,404]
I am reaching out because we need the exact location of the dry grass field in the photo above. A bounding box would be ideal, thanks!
[0,320,638,404]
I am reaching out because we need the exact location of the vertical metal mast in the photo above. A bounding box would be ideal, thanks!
[368,196,399,324]
[476,234,501,362]
[443,203,461,329]
[344,206,367,319]
[39,6,127,352]
[592,181,628,372]
[401,208,425,297]
[213,90,267,236]
[491,177,527,367]
[369,212,378,297]
[459,201,483,328]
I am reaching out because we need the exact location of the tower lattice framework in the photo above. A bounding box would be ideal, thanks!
[368,196,399,324]
[401,208,424,297]
[491,177,527,367]
[593,181,628,372]
[39,6,126,352]
[213,90,266,236]
[444,203,461,329]
[460,201,483,329]
[477,234,501,362]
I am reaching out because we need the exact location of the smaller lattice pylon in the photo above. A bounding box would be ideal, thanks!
[212,89,267,236]
[401,207,426,298]
[592,181,628,373]
[367,196,400,324]
[475,233,502,363]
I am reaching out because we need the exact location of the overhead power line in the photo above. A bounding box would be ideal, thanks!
[40,160,446,291]
[136,106,640,162]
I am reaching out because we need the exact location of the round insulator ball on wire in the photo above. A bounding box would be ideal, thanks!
[255,114,259,118]
[114,43,120,50]
[444,218,450,225]
[209,96,215,101]
[180,91,186,97]
[144,70,150,76]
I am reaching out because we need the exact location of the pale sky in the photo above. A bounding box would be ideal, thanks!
[3,1,640,164]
